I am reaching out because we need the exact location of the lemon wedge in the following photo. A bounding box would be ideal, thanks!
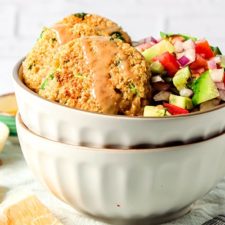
[0,122,9,152]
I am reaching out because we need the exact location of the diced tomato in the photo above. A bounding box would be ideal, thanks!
[152,57,158,62]
[156,52,180,77]
[163,103,189,115]
[190,54,208,70]
[196,67,205,74]
[191,73,201,78]
[195,40,214,59]
[191,67,205,76]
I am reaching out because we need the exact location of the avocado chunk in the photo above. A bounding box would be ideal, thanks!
[192,71,219,106]
[173,67,191,91]
[150,61,164,74]
[142,40,174,62]
[169,94,193,110]
[144,106,166,117]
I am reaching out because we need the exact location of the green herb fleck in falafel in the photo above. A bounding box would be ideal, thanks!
[74,13,87,20]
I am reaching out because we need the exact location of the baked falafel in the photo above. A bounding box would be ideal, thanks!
[38,37,151,116]
[22,13,131,92]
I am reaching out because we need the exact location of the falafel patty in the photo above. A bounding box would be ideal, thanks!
[38,37,151,116]
[22,13,131,92]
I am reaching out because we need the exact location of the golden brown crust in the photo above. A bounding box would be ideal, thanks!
[22,13,131,92]
[38,37,151,116]
[59,13,131,43]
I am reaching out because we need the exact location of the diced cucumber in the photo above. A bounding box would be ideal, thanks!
[142,40,174,62]
[192,71,219,105]
[173,67,191,91]
[143,106,166,117]
[150,61,164,74]
[169,94,193,110]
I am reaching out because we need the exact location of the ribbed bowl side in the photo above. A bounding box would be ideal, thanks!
[17,120,225,221]
[15,82,225,148]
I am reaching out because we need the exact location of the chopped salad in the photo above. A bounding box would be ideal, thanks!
[136,32,225,117]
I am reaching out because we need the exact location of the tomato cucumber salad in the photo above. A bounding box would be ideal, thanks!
[136,32,225,117]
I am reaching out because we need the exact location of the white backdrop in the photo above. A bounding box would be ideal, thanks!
[1,0,225,94]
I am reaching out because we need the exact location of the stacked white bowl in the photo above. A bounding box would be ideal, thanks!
[14,59,225,225]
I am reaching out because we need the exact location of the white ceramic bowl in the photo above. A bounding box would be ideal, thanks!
[13,59,225,148]
[16,113,225,224]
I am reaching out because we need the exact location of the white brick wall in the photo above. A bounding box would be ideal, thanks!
[1,0,225,94]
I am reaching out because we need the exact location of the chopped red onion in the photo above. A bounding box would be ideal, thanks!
[177,49,195,66]
[174,40,184,53]
[207,56,221,69]
[136,42,153,52]
[210,69,224,82]
[183,39,195,50]
[176,52,183,59]
[207,59,217,70]
[143,36,158,44]
[185,49,196,62]
[177,55,190,67]
[150,36,158,44]
[136,36,158,45]
[216,82,225,90]
[139,36,151,44]
[214,56,221,63]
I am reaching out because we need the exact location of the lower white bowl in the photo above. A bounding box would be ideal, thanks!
[16,113,225,224]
